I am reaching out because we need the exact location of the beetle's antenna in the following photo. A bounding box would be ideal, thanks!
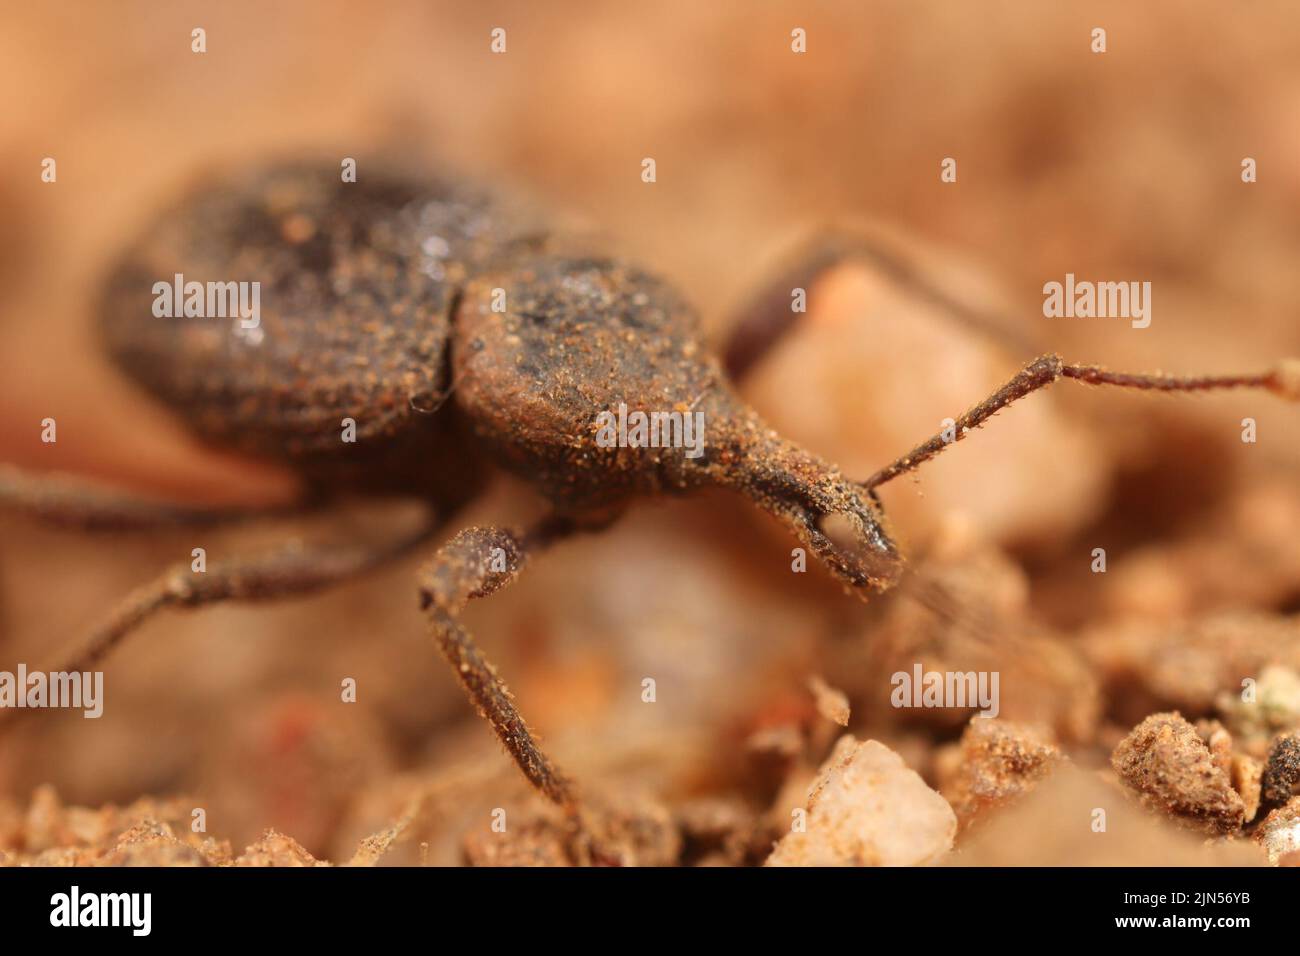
[862,354,1300,491]
[1059,360,1300,395]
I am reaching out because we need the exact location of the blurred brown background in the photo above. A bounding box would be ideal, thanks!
[2,1,1299,862]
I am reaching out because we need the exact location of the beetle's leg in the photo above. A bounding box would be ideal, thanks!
[416,515,585,811]
[721,228,1033,380]
[863,353,1300,490]
[0,464,310,531]
[0,511,439,735]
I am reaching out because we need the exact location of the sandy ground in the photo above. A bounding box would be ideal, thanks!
[1,1,1299,865]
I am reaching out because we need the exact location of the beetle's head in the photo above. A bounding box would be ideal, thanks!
[453,255,902,596]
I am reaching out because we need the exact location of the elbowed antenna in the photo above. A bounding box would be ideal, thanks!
[861,354,1300,491]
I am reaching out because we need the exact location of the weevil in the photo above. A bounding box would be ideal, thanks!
[2,161,1297,812]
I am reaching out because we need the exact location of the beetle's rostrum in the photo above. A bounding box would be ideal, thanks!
[3,160,1296,817]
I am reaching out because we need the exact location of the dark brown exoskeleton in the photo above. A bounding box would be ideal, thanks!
[2,162,1297,814]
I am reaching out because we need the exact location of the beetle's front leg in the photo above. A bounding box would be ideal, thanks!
[416,516,583,811]
[721,228,1032,380]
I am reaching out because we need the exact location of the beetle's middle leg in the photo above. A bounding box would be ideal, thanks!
[720,228,1035,381]
[0,507,440,734]
[416,515,587,811]
[0,464,310,531]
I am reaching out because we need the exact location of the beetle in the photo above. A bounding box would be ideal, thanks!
[2,160,1296,813]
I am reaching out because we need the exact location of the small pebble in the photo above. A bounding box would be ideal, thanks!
[1261,734,1300,808]
[942,719,1062,831]
[1111,712,1244,835]
[1254,797,1300,865]
[766,737,955,867]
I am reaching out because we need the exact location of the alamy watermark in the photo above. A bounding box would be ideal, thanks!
[0,664,103,718]
[152,272,260,330]
[1043,273,1151,329]
[50,886,150,936]
[594,402,705,459]
[891,664,999,718]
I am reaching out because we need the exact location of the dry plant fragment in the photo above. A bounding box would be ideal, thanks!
[808,675,850,727]
[345,803,417,867]
[1232,755,1264,823]
[941,719,1062,832]
[1111,712,1245,835]
[766,737,955,867]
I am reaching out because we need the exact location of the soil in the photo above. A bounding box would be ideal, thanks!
[2,1,1299,866]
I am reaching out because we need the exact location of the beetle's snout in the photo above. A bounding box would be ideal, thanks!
[704,399,904,597]
[765,477,903,597]
[803,491,904,594]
